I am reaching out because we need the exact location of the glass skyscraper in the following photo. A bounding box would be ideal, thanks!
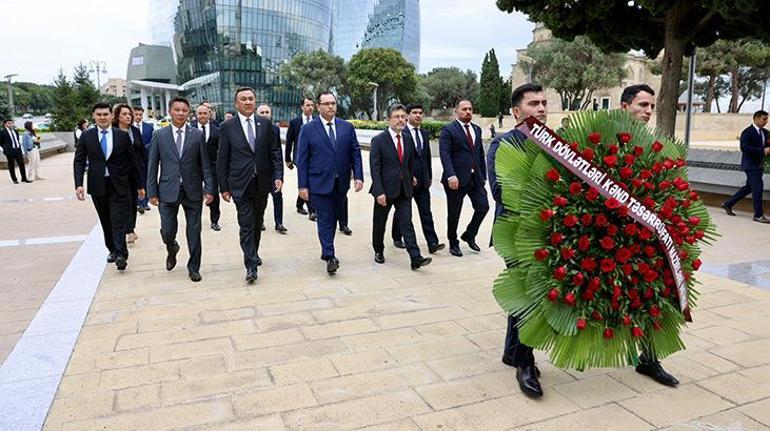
[331,0,420,69]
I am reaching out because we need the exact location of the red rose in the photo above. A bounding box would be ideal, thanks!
[652,140,664,152]
[606,225,619,236]
[623,224,637,236]
[585,187,600,201]
[632,326,644,337]
[688,216,701,226]
[599,236,615,250]
[676,158,686,167]
[569,142,579,151]
[652,163,663,175]
[582,148,595,161]
[676,181,689,191]
[595,214,608,227]
[640,169,652,180]
[553,266,567,280]
[588,132,601,144]
[553,195,568,207]
[663,158,674,170]
[644,287,655,299]
[649,305,661,318]
[631,178,643,189]
[600,258,616,272]
[564,292,576,306]
[603,328,614,339]
[561,247,575,260]
[682,199,692,208]
[679,249,689,259]
[622,315,632,326]
[603,155,618,168]
[581,257,597,272]
[563,214,579,227]
[580,214,593,227]
[692,258,702,270]
[547,288,559,302]
[690,190,699,201]
[608,144,619,155]
[582,289,595,301]
[569,181,583,195]
[540,209,554,222]
[621,264,633,275]
[578,235,591,251]
[572,273,584,287]
[637,228,653,241]
[550,232,564,245]
[546,168,561,182]
[633,146,644,157]
[615,247,632,263]
[694,230,705,240]
[588,277,601,291]
[624,154,635,166]
[627,288,639,300]
[618,132,632,144]
[534,248,550,261]
[576,318,587,330]
[643,245,656,258]
[605,197,621,209]
[658,180,670,190]
[619,167,634,179]
[644,269,659,283]
[591,311,604,321]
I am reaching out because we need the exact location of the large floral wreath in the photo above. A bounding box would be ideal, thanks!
[492,110,717,370]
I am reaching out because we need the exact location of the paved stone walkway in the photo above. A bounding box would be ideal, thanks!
[3,152,770,430]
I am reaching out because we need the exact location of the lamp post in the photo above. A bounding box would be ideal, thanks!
[684,53,696,148]
[88,60,108,92]
[368,81,379,120]
[4,73,19,117]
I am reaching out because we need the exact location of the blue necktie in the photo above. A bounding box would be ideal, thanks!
[327,122,336,149]
[100,130,108,157]
[414,128,422,153]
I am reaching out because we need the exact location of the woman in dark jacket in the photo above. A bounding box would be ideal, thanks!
[113,104,145,244]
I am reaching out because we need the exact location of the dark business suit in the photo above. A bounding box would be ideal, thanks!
[487,128,534,368]
[1,127,28,183]
[370,129,421,259]
[286,115,315,212]
[136,121,154,207]
[296,117,363,259]
[73,127,141,258]
[269,124,284,226]
[392,125,440,247]
[196,122,220,224]
[126,125,144,233]
[725,124,769,218]
[439,120,489,248]
[217,114,283,271]
[147,125,214,272]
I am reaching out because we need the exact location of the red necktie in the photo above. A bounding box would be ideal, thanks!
[464,124,474,150]
[396,133,403,163]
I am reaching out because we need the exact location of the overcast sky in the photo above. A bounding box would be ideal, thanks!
[1,0,533,86]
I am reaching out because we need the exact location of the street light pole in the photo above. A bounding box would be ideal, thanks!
[88,60,108,92]
[368,81,379,120]
[4,73,19,117]
[684,53,696,148]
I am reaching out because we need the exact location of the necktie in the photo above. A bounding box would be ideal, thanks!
[100,130,108,157]
[10,129,19,149]
[396,133,403,163]
[414,128,422,153]
[201,124,207,142]
[463,124,474,150]
[327,122,336,149]
[176,129,183,156]
[246,118,256,152]
[305,116,311,124]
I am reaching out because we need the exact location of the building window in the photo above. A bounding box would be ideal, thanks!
[601,97,610,110]
[132,56,144,66]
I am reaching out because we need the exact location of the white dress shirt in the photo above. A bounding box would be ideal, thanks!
[303,115,313,125]
[238,112,257,141]
[388,127,403,154]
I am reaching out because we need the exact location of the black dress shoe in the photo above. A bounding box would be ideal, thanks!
[106,252,117,263]
[411,256,432,270]
[753,216,770,224]
[137,206,145,215]
[256,256,262,266]
[721,203,736,216]
[449,246,463,257]
[12,180,18,184]
[275,224,288,233]
[374,252,385,264]
[211,222,221,231]
[189,271,202,282]
[297,207,308,215]
[516,365,544,398]
[428,243,445,254]
[636,357,679,387]
[326,257,339,274]
[502,356,541,377]
[261,223,266,231]
[308,212,317,222]
[23,180,33,183]
[166,243,180,271]
[460,232,481,252]
[245,268,258,283]
[339,226,352,236]
[393,239,406,249]
[115,256,127,271]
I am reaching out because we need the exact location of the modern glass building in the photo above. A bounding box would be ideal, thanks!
[331,0,420,69]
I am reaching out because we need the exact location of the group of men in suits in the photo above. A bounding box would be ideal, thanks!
[1,119,32,184]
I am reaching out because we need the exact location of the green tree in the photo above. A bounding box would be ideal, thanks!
[0,99,10,120]
[496,0,770,136]
[410,76,433,109]
[50,69,78,131]
[527,36,624,111]
[695,41,731,112]
[347,48,417,119]
[280,49,347,99]
[72,63,101,122]
[479,49,505,117]
[499,78,513,115]
[420,67,478,110]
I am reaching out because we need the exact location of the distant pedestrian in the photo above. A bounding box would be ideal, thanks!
[497,112,503,128]
[113,104,145,243]
[489,123,496,138]
[256,103,288,234]
[224,110,235,121]
[1,119,30,184]
[22,121,43,180]
[74,119,88,148]
[723,110,770,223]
